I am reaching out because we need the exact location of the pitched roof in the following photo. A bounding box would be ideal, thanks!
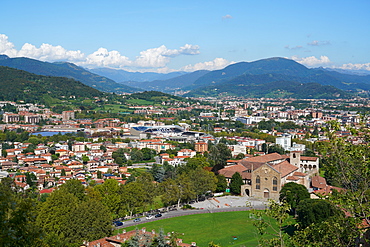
[293,172,307,177]
[218,164,251,179]
[311,175,327,189]
[272,160,298,178]
[314,185,345,196]
[301,156,318,161]
[241,153,284,163]
[286,176,300,181]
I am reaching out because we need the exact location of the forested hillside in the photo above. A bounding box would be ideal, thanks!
[0,66,104,105]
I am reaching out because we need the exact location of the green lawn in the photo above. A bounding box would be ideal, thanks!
[119,211,260,247]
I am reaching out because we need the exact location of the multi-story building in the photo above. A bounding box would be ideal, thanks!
[194,142,208,153]
[3,113,20,123]
[62,111,75,121]
[24,114,40,124]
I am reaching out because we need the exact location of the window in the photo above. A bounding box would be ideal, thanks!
[256,175,261,190]
[273,177,278,191]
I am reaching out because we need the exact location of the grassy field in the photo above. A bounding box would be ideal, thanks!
[118,211,260,247]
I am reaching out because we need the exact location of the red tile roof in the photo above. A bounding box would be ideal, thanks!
[272,161,298,178]
[311,176,327,189]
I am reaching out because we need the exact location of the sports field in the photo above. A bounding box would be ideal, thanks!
[119,211,260,247]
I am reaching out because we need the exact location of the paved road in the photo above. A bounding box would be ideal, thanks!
[116,196,267,229]
[128,163,154,169]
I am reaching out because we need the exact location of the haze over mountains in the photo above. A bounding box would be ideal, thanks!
[1,54,370,99]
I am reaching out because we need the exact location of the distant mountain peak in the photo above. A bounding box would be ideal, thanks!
[0,54,9,60]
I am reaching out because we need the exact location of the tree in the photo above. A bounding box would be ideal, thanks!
[163,161,176,180]
[68,198,112,243]
[0,178,43,247]
[229,172,243,195]
[100,145,107,152]
[120,182,146,216]
[235,153,245,160]
[296,198,344,229]
[36,189,79,245]
[152,228,169,247]
[59,179,86,201]
[150,163,165,182]
[126,174,136,183]
[267,144,285,155]
[131,149,144,162]
[112,148,127,165]
[292,215,361,247]
[82,154,89,164]
[188,167,217,201]
[94,179,122,217]
[61,168,66,176]
[209,143,232,172]
[215,174,228,193]
[160,174,196,209]
[279,182,310,215]
[180,155,210,173]
[25,172,36,187]
[252,200,292,247]
[38,188,112,246]
[141,147,156,161]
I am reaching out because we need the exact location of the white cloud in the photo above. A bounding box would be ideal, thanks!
[0,34,17,56]
[134,44,200,68]
[222,14,233,20]
[284,45,303,50]
[79,48,132,68]
[291,55,331,67]
[181,58,232,72]
[17,43,85,62]
[307,40,331,46]
[0,34,202,71]
[178,44,200,55]
[339,63,370,71]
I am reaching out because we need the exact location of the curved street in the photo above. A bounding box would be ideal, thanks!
[117,196,267,229]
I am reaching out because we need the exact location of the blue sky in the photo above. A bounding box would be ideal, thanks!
[1,0,369,72]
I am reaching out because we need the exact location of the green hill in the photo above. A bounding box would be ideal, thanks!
[0,66,104,105]
[0,55,140,93]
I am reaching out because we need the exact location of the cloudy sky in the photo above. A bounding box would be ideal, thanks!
[1,0,369,73]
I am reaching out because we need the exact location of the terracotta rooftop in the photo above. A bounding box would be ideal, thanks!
[272,160,298,178]
[311,176,327,189]
[241,153,284,163]
[286,176,300,181]
[314,185,345,196]
[300,156,318,161]
[218,164,251,180]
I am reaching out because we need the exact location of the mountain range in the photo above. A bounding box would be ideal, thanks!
[1,54,370,99]
[89,67,187,83]
[0,55,139,93]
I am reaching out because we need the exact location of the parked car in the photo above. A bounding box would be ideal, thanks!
[113,221,123,226]
[146,215,154,220]
[133,218,141,222]
[155,213,162,218]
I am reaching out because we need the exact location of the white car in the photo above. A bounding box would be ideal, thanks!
[146,215,154,220]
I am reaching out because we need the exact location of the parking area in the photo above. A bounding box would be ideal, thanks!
[190,195,267,210]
